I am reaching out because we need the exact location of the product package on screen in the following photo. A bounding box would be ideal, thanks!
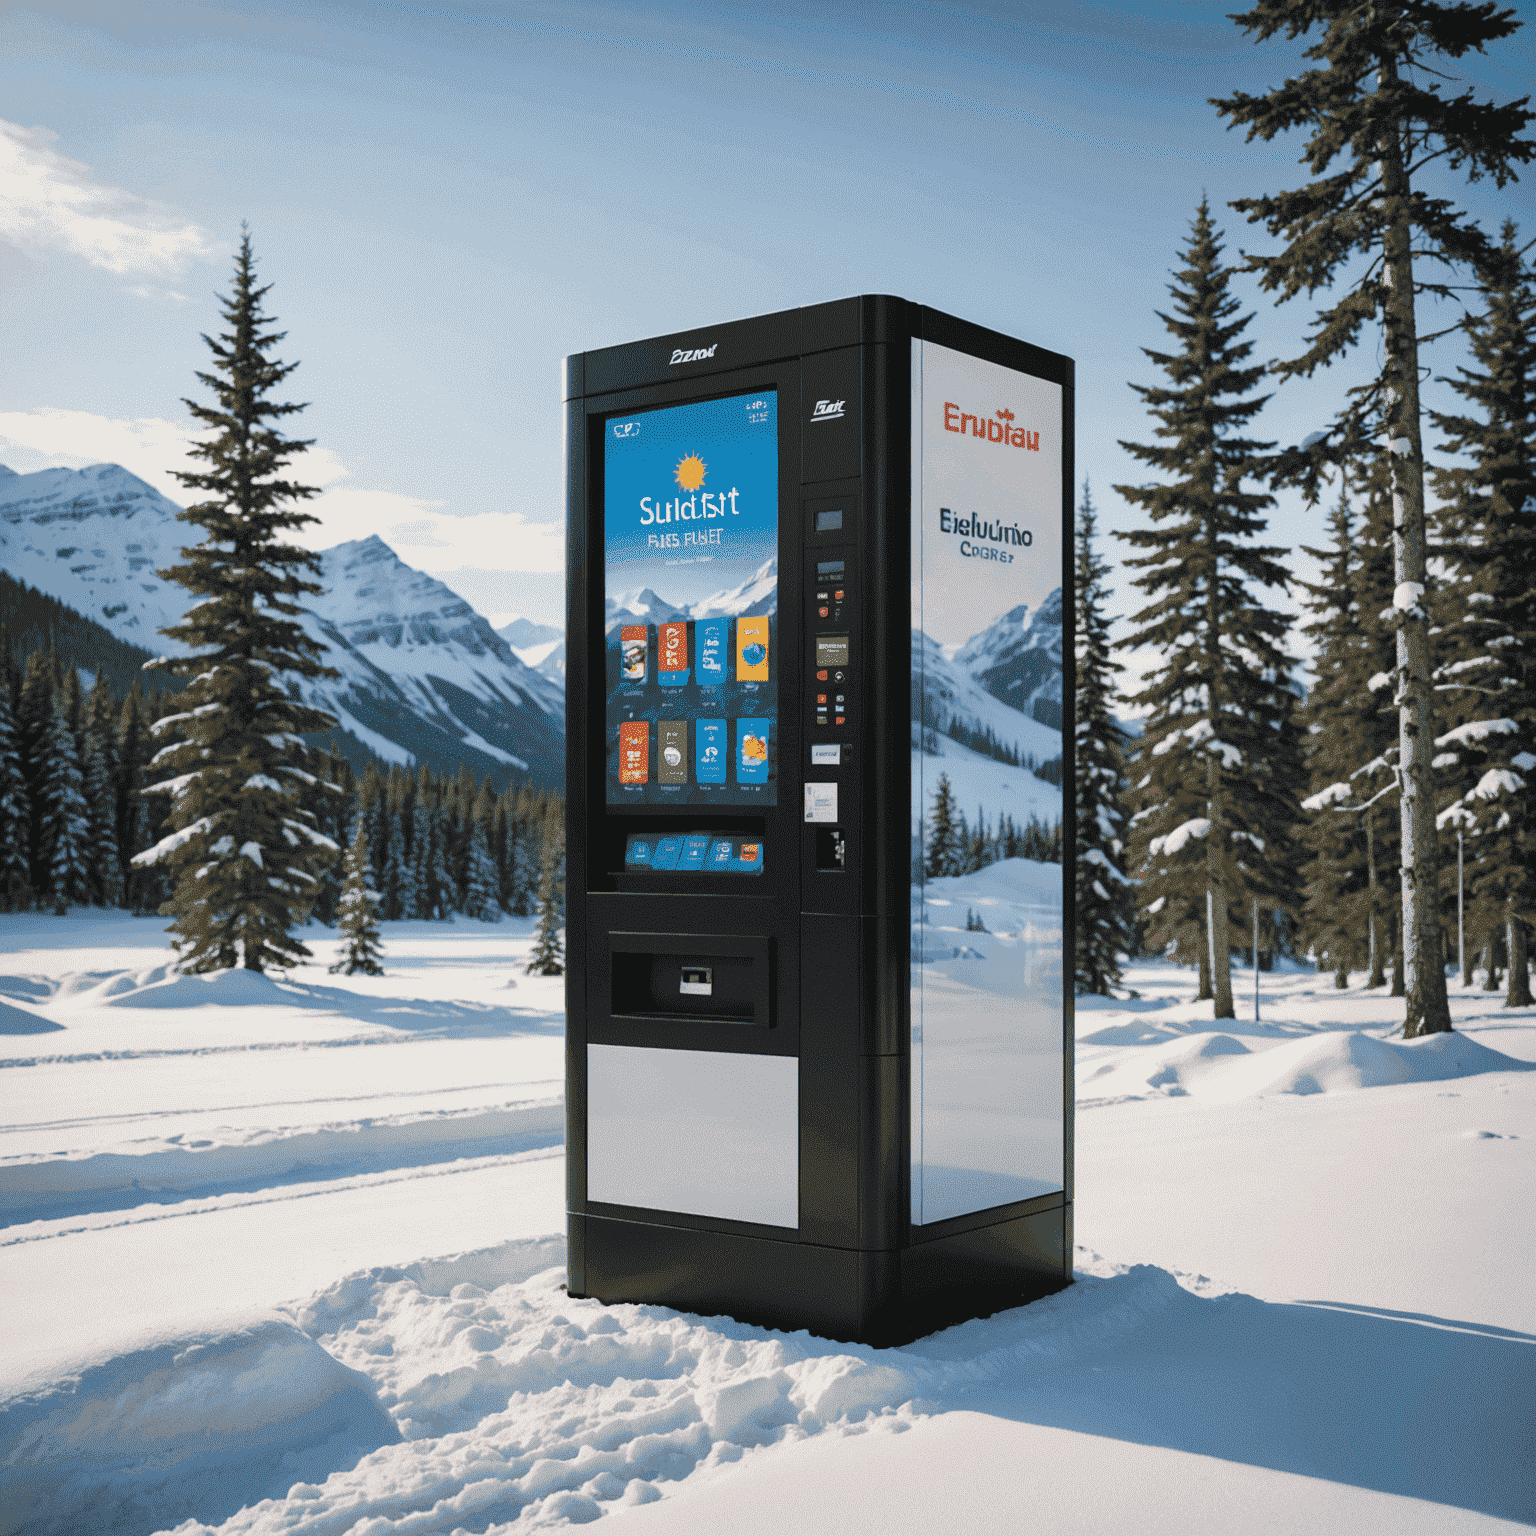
[567,296,1073,1345]
[620,626,648,683]
[658,622,690,687]
[736,617,769,682]
[696,619,729,686]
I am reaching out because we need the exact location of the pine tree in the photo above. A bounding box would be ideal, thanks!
[1074,480,1135,995]
[460,788,502,922]
[17,649,55,892]
[1298,476,1372,983]
[81,676,123,907]
[132,231,341,972]
[1428,222,1536,1008]
[0,682,28,909]
[1213,1,1534,1034]
[39,694,90,915]
[923,772,959,880]
[526,804,564,975]
[330,820,385,976]
[1116,200,1300,1019]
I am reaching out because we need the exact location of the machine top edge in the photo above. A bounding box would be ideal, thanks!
[563,295,1073,401]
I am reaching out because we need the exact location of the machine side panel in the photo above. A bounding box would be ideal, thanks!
[587,1044,798,1228]
[909,336,1067,1229]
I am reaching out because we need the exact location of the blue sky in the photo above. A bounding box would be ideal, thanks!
[2,0,1532,677]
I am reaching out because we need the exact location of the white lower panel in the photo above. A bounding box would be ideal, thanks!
[586,1045,798,1229]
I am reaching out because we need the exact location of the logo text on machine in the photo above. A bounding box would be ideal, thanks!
[810,399,846,422]
[669,344,719,365]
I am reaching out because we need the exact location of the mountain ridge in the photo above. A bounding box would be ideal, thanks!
[0,462,564,788]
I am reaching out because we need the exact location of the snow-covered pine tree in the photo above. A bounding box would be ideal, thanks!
[0,679,28,909]
[1074,480,1135,994]
[1298,477,1373,984]
[1213,2,1534,1034]
[133,231,341,972]
[39,694,90,916]
[330,820,384,975]
[1428,222,1536,1009]
[461,787,501,922]
[526,803,564,975]
[1116,200,1299,1020]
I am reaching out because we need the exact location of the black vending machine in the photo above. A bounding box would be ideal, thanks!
[564,296,1073,1343]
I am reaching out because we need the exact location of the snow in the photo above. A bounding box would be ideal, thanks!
[911,738,1062,832]
[1148,817,1211,857]
[2,917,1534,1534]
[1470,768,1525,799]
[1367,670,1393,692]
[1437,719,1519,747]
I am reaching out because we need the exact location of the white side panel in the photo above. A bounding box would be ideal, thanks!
[587,1044,798,1228]
[911,336,1066,1226]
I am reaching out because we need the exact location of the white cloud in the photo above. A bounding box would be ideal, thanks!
[0,407,347,503]
[301,488,565,575]
[0,120,218,278]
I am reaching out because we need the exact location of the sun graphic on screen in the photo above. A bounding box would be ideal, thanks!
[674,454,707,491]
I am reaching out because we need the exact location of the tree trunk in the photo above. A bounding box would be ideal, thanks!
[1508,916,1533,1009]
[1366,812,1386,988]
[1334,959,1349,989]
[1391,908,1405,998]
[1206,778,1234,1020]
[1483,938,1500,992]
[1197,921,1213,1000]
[1377,78,1452,1037]
[1462,918,1476,988]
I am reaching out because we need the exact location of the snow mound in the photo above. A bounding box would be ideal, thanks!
[104,970,327,1010]
[0,999,62,1035]
[1080,1029,1533,1105]
[0,1317,400,1536]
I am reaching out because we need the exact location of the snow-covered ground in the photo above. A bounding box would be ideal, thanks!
[2,913,1532,1535]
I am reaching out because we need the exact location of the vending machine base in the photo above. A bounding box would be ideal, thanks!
[569,1201,1069,1346]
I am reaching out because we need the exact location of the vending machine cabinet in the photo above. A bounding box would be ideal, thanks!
[565,296,1073,1344]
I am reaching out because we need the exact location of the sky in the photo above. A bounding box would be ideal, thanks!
[2,0,1533,679]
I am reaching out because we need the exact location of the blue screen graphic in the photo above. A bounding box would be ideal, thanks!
[604,390,778,807]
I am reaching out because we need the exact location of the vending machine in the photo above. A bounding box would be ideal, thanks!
[564,296,1072,1343]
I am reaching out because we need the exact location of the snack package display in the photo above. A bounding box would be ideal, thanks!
[618,720,649,784]
[736,718,771,785]
[658,720,688,785]
[695,619,729,686]
[620,625,648,683]
[658,621,690,687]
[736,617,769,682]
[695,718,727,784]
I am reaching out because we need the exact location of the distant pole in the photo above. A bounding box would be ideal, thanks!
[1253,898,1260,1022]
[1458,829,1465,987]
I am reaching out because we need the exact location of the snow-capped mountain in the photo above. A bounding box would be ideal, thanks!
[691,557,778,622]
[952,587,1064,730]
[603,558,778,634]
[496,616,560,649]
[0,463,564,787]
[912,628,1062,764]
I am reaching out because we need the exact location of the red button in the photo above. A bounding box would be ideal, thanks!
[835,590,844,600]
[817,693,827,703]
[818,606,828,618]
[817,669,828,680]
[835,716,845,725]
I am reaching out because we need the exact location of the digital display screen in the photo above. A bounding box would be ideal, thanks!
[815,635,849,667]
[604,390,778,807]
